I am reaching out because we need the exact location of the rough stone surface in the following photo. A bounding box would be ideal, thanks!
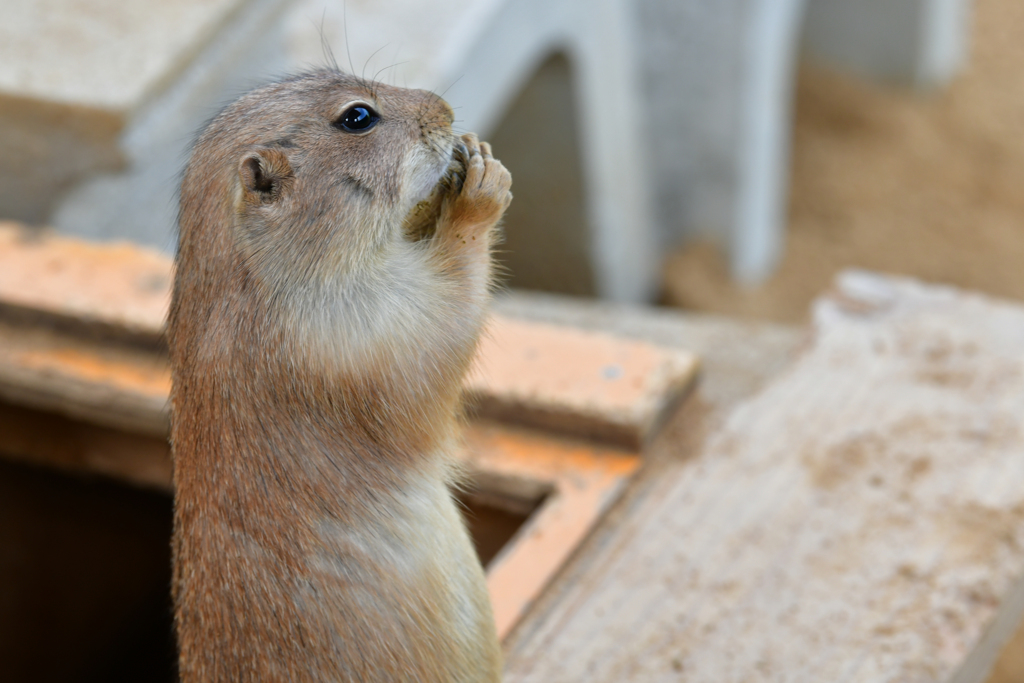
[0,0,250,224]
[0,0,291,249]
[0,0,246,111]
[505,271,1024,682]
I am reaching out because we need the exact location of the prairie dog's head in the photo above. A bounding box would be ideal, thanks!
[178,70,456,290]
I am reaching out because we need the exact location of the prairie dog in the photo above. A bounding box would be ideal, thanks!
[168,70,510,682]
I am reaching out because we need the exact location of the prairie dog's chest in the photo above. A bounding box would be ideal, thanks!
[310,475,471,584]
[286,246,464,373]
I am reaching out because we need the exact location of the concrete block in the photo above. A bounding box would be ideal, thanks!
[506,270,1024,681]
[0,0,294,248]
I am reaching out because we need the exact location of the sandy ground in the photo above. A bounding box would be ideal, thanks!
[662,0,1024,325]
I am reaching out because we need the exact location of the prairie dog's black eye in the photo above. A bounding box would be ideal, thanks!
[334,105,380,133]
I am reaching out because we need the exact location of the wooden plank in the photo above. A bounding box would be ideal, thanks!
[0,399,172,491]
[463,422,640,639]
[0,222,696,446]
[0,222,169,342]
[504,271,1024,682]
[493,290,801,411]
[0,322,169,436]
[467,316,697,448]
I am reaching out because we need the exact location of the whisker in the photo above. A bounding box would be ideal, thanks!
[342,0,356,76]
[316,10,339,71]
[387,44,405,86]
[362,43,391,83]
[437,75,465,100]
[373,61,409,83]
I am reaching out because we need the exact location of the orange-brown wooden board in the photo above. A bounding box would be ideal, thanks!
[462,423,640,639]
[0,222,697,446]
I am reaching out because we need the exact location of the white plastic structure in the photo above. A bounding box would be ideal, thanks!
[639,0,974,284]
[287,0,656,302]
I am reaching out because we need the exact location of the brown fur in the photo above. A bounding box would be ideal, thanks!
[168,70,510,682]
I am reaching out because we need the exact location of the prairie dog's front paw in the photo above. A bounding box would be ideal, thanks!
[443,133,512,232]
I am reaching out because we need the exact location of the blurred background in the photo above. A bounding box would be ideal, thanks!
[4,0,1019,315]
[1,0,1024,681]
[667,0,1024,323]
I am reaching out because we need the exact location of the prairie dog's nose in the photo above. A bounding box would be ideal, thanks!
[416,90,455,126]
[439,99,455,125]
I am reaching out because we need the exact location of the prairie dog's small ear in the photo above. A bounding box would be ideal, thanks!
[239,148,292,204]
